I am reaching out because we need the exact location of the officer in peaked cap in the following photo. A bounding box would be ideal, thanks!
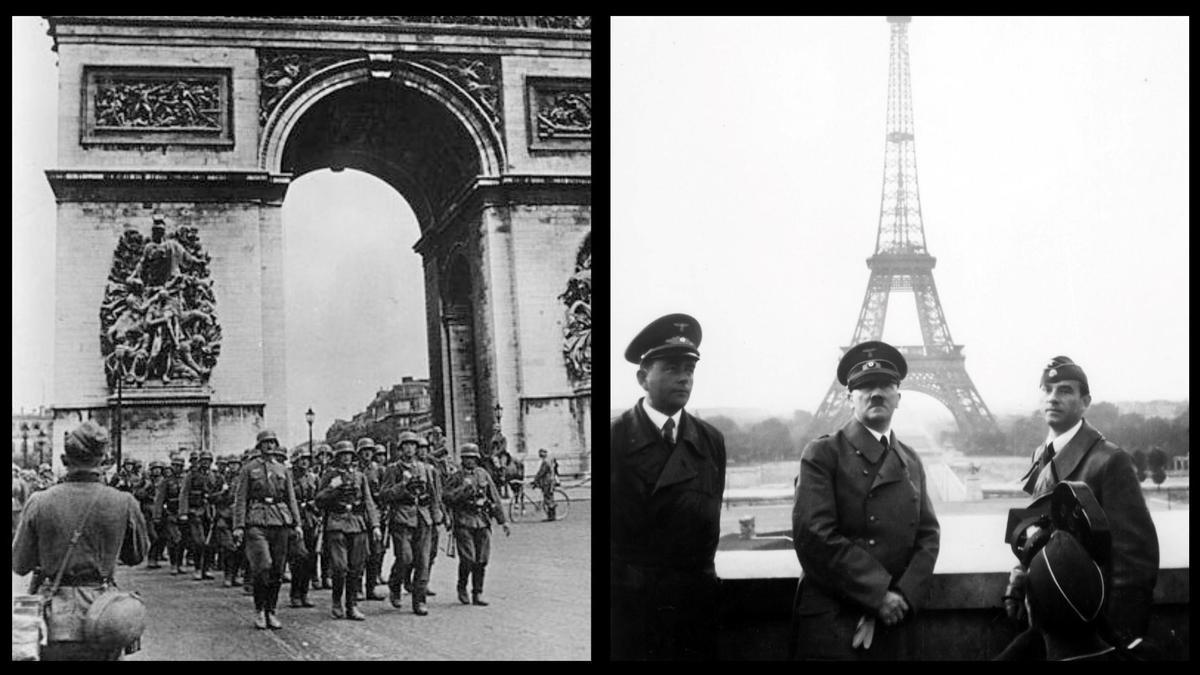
[1006,354,1158,649]
[791,340,940,660]
[611,313,726,660]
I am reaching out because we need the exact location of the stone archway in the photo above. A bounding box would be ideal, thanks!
[45,16,591,471]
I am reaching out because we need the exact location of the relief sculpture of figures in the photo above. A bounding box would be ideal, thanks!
[99,213,222,388]
[94,78,222,129]
[537,91,591,139]
[559,234,591,384]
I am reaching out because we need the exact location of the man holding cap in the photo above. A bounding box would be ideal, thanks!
[611,313,726,660]
[791,340,940,660]
[1007,356,1158,648]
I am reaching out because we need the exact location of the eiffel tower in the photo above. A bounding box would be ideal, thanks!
[811,16,998,438]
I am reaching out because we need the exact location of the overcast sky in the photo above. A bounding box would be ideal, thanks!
[11,16,428,446]
[611,16,1189,424]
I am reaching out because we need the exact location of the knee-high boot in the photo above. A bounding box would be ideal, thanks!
[471,565,488,606]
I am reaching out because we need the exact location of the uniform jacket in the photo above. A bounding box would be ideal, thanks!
[1021,419,1158,597]
[315,466,379,533]
[380,459,443,528]
[792,419,941,618]
[361,460,383,500]
[211,474,235,525]
[12,470,149,583]
[445,466,506,529]
[152,473,183,521]
[130,475,156,510]
[292,468,321,531]
[533,458,559,490]
[610,401,726,568]
[232,457,302,529]
[179,468,225,517]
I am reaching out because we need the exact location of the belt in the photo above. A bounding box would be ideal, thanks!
[252,497,277,505]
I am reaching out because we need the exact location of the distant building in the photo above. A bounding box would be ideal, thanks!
[326,377,434,449]
[12,407,54,469]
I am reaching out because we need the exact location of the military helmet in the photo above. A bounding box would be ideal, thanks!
[122,457,137,466]
[188,450,200,462]
[373,444,388,457]
[417,435,430,448]
[84,589,146,647]
[334,440,356,457]
[316,443,333,457]
[169,452,184,464]
[398,431,421,445]
[38,462,52,472]
[149,460,165,470]
[356,437,375,452]
[256,429,279,448]
[215,454,229,464]
[458,443,481,460]
[296,446,313,459]
[198,451,214,461]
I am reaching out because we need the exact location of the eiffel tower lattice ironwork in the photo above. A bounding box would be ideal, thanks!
[811,16,998,438]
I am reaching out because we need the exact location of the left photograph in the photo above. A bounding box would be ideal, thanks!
[12,15,591,661]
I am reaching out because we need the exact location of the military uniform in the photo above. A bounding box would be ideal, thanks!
[417,436,447,595]
[132,463,161,568]
[357,439,386,601]
[212,457,241,586]
[1017,357,1159,645]
[380,443,443,614]
[316,441,380,620]
[288,449,320,607]
[152,457,188,574]
[313,443,334,589]
[12,421,150,661]
[533,453,559,521]
[233,431,302,629]
[611,313,725,660]
[444,444,508,606]
[179,452,224,580]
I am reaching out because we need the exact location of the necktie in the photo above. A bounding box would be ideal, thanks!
[662,418,676,446]
[1043,441,1055,468]
[879,434,889,452]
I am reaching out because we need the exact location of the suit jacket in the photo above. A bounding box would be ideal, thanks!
[610,401,726,568]
[1021,419,1158,599]
[792,419,941,620]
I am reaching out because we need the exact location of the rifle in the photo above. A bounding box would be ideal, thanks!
[444,512,456,558]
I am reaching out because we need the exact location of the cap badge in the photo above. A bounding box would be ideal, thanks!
[866,361,876,369]
[1048,368,1057,378]
[672,322,690,333]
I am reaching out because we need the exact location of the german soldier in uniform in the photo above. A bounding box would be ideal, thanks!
[445,443,510,606]
[12,420,150,660]
[312,443,334,589]
[288,446,320,607]
[417,434,448,595]
[179,450,223,581]
[356,437,387,601]
[791,341,941,660]
[135,460,162,568]
[232,430,303,629]
[153,453,188,575]
[317,440,381,620]
[533,448,559,521]
[611,314,725,660]
[1005,356,1159,650]
[380,430,443,615]
[212,455,241,587]
[238,447,258,596]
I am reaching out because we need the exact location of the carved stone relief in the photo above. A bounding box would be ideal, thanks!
[559,234,591,387]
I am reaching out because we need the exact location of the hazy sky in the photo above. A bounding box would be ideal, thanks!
[11,17,429,446]
[611,16,1189,422]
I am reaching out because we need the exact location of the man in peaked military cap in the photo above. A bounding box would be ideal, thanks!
[791,340,940,660]
[1004,356,1158,650]
[611,313,726,660]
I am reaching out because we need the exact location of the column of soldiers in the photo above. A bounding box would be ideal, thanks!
[94,425,511,628]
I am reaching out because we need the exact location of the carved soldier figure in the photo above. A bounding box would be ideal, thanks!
[127,215,202,289]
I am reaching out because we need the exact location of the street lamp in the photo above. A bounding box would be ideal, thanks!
[37,428,48,466]
[305,408,315,455]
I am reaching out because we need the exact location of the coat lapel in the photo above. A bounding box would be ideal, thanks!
[621,401,660,457]
[1051,420,1104,482]
[845,419,884,464]
[652,410,703,495]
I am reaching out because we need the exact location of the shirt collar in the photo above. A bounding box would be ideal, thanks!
[640,398,682,433]
[862,425,893,445]
[1046,418,1084,449]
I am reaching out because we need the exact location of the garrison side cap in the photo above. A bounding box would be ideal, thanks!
[1041,355,1088,391]
[837,340,907,389]
[624,313,702,364]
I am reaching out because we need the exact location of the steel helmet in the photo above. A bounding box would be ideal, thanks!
[398,431,421,445]
[356,437,375,452]
[297,446,313,459]
[334,440,356,457]
[458,443,481,460]
[316,443,333,457]
[84,590,146,647]
[256,429,279,447]
[417,435,430,448]
[198,451,214,461]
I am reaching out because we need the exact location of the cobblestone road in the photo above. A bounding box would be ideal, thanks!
[13,497,590,661]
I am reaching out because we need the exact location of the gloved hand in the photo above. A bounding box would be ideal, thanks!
[1003,564,1028,623]
[852,615,876,650]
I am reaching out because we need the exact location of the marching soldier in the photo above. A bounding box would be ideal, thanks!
[179,450,224,581]
[316,440,381,621]
[417,434,448,595]
[380,430,442,615]
[232,430,303,629]
[357,437,386,601]
[153,453,188,575]
[134,461,162,568]
[313,443,334,589]
[288,446,320,608]
[239,447,258,597]
[445,443,510,606]
[212,455,241,587]
[12,420,150,660]
[109,457,138,491]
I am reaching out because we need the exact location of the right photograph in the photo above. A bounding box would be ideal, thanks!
[609,16,1188,661]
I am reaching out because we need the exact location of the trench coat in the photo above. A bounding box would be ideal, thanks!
[791,418,940,660]
[1021,419,1159,641]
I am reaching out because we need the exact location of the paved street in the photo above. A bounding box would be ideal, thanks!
[13,497,590,661]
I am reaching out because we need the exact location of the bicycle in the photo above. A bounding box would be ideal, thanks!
[507,480,570,522]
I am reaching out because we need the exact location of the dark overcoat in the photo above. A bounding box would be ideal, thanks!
[791,418,940,660]
[610,401,726,660]
[1021,419,1159,640]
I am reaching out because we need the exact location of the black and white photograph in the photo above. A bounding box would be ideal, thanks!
[12,15,591,660]
[610,16,1187,660]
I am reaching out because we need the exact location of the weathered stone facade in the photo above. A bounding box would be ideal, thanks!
[46,16,590,472]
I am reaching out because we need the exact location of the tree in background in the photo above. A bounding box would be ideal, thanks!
[1147,447,1167,487]
[1131,449,1148,482]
